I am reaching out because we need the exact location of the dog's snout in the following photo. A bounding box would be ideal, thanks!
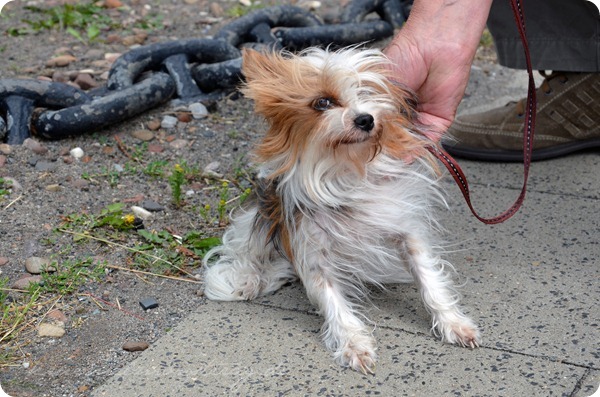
[354,114,375,132]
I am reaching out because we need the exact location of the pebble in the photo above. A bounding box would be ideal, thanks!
[0,144,11,155]
[210,2,224,17]
[45,184,62,192]
[34,160,57,172]
[147,119,162,131]
[47,309,68,324]
[141,200,164,212]
[23,138,49,155]
[203,161,222,178]
[74,73,98,90]
[46,55,77,67]
[131,129,155,141]
[70,147,85,159]
[189,102,209,119]
[3,177,21,190]
[114,164,124,173]
[147,144,164,153]
[12,275,42,290]
[25,257,56,274]
[105,0,124,9]
[38,323,66,338]
[131,206,153,220]
[82,49,104,61]
[0,155,6,167]
[161,115,178,129]
[169,139,189,150]
[0,257,9,266]
[71,179,90,190]
[122,341,149,352]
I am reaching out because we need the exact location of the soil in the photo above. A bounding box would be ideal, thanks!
[0,1,506,396]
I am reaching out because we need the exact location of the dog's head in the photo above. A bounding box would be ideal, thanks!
[241,47,432,178]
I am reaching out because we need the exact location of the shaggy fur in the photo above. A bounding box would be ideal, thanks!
[203,47,480,373]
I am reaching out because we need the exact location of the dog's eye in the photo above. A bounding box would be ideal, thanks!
[313,97,336,111]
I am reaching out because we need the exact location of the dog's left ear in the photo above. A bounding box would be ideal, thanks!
[241,48,284,84]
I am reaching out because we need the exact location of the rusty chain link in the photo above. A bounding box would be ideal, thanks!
[0,0,413,144]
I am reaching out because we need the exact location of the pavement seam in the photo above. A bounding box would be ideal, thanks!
[252,300,599,372]
[568,368,593,397]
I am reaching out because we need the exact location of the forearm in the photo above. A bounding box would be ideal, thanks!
[401,0,493,58]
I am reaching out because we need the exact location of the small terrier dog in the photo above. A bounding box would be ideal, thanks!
[203,47,480,373]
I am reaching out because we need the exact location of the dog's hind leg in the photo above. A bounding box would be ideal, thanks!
[203,208,296,301]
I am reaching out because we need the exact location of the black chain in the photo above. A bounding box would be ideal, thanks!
[0,0,413,144]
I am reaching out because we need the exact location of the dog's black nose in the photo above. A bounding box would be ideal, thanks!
[354,114,375,132]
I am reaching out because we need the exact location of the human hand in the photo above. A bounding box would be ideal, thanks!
[383,0,492,140]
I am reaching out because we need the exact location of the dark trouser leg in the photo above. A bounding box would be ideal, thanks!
[488,0,600,72]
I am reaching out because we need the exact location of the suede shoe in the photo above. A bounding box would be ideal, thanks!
[442,72,600,161]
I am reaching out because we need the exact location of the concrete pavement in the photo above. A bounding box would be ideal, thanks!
[91,67,599,397]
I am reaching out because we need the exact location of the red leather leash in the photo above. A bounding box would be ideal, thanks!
[427,0,537,224]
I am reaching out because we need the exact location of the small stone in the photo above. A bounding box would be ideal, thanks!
[52,70,69,83]
[82,49,104,60]
[46,55,77,67]
[47,309,68,324]
[147,119,162,131]
[38,323,65,338]
[45,184,62,192]
[147,144,164,153]
[131,206,153,220]
[0,144,12,155]
[209,2,224,17]
[203,161,222,178]
[3,177,20,190]
[122,341,149,352]
[22,362,30,369]
[70,147,85,159]
[161,115,178,129]
[141,200,164,212]
[25,257,56,274]
[169,139,189,150]
[23,138,48,155]
[131,129,155,142]
[104,52,122,63]
[34,160,57,172]
[139,297,159,310]
[71,179,90,190]
[189,102,209,119]
[0,155,6,167]
[114,164,124,173]
[12,275,42,290]
[176,112,192,123]
[105,0,123,9]
[122,32,148,46]
[0,257,9,266]
[74,73,98,90]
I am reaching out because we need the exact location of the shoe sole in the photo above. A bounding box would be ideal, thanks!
[442,138,600,162]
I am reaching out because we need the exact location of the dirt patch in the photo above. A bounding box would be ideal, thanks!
[0,1,503,396]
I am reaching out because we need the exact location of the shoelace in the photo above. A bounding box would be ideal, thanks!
[513,71,569,116]
[426,0,536,224]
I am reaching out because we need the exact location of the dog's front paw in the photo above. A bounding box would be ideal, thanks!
[337,336,377,374]
[437,317,481,349]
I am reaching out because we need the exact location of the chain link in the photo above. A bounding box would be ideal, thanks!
[0,0,413,144]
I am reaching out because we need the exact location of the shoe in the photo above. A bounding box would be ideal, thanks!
[442,72,600,161]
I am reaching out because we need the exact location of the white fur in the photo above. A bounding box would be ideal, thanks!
[203,47,480,374]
